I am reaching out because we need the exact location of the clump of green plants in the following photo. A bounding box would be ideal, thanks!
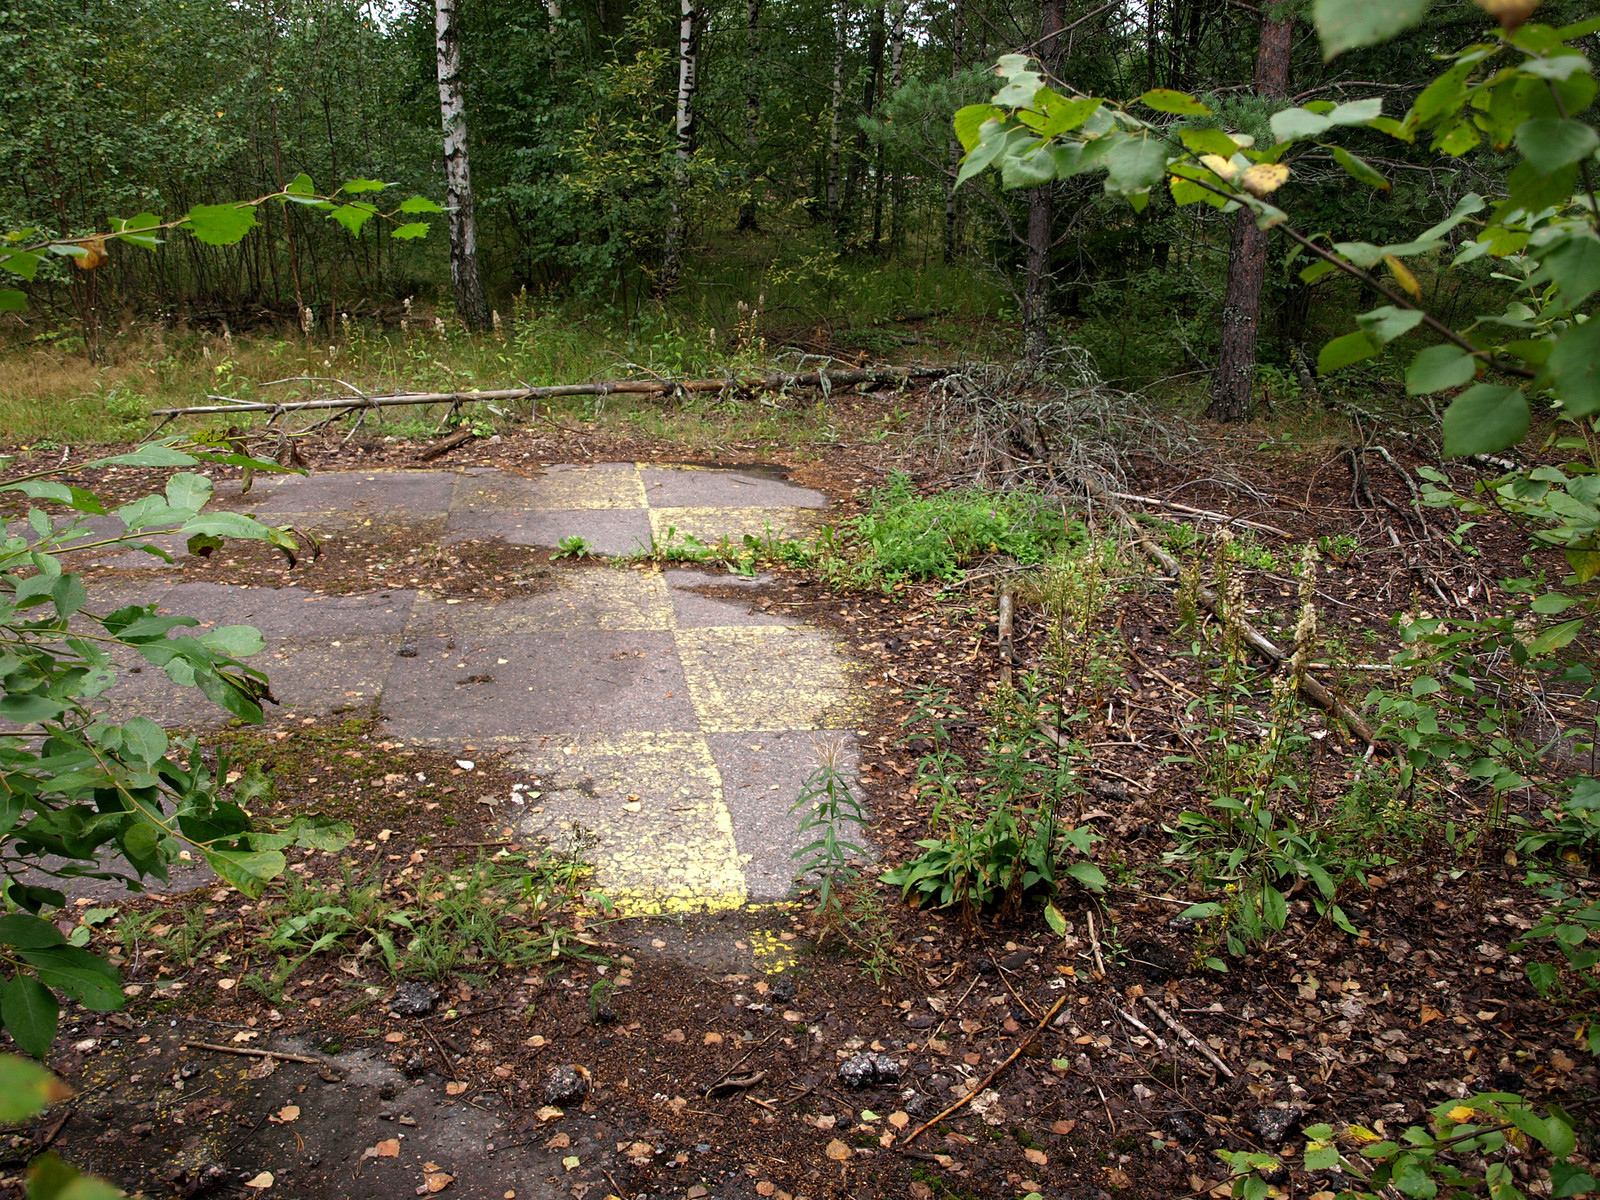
[250,840,606,996]
[829,472,1074,590]
[790,733,869,915]
[1165,541,1383,961]
[883,680,1105,918]
[552,534,593,560]
[1217,1094,1594,1200]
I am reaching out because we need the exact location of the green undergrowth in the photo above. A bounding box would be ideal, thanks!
[825,472,1080,590]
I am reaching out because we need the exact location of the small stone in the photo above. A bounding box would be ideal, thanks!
[544,1065,591,1105]
[838,1053,902,1088]
[769,977,797,1002]
[1251,1107,1302,1144]
[396,645,419,658]
[904,1013,936,1029]
[389,981,441,1018]
[1162,1112,1199,1143]
[403,1052,428,1077]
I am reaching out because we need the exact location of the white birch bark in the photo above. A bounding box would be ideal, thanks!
[660,0,699,289]
[737,0,762,229]
[435,0,490,329]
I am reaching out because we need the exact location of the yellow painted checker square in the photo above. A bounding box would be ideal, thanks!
[527,464,648,510]
[675,626,861,732]
[510,732,746,915]
[423,566,673,633]
[648,506,819,547]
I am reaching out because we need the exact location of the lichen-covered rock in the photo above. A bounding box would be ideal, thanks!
[837,1053,901,1088]
[544,1065,592,1105]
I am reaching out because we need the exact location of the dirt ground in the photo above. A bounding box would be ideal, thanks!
[1,386,1594,1200]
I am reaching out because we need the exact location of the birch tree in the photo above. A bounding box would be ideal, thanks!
[434,0,490,330]
[942,0,965,263]
[1207,12,1292,421]
[826,0,847,232]
[659,0,699,289]
[886,0,907,248]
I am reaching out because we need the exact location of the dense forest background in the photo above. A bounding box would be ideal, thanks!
[0,0,1592,394]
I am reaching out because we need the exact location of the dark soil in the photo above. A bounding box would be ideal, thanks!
[2,387,1595,1199]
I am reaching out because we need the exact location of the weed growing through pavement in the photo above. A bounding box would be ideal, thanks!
[790,733,869,917]
[240,839,607,1000]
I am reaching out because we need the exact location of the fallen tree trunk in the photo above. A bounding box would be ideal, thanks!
[150,366,954,417]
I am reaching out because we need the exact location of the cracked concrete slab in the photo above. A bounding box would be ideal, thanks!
[80,463,863,911]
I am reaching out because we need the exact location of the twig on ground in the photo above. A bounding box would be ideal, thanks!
[1141,997,1236,1078]
[1087,909,1107,979]
[899,993,1069,1149]
[183,1041,328,1066]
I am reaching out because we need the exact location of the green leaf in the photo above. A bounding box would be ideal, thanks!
[203,848,286,898]
[1332,146,1390,189]
[1328,97,1385,125]
[329,203,377,237]
[1044,902,1067,936]
[397,196,445,215]
[285,172,315,195]
[0,1054,68,1122]
[1261,884,1288,931]
[0,695,63,724]
[1103,134,1171,196]
[391,222,432,241]
[1141,89,1210,114]
[1,251,43,281]
[954,104,1004,152]
[0,916,65,950]
[111,212,161,251]
[199,625,265,657]
[1179,128,1239,157]
[1357,306,1424,345]
[0,290,25,312]
[1531,232,1600,312]
[1,975,58,1058]
[1515,118,1600,175]
[183,203,258,247]
[1549,319,1600,417]
[1529,618,1585,655]
[120,716,169,765]
[1407,344,1477,394]
[339,178,391,194]
[1314,0,1431,58]
[16,947,122,1011]
[1270,108,1333,141]
[164,472,212,512]
[1318,330,1378,373]
[1064,861,1106,892]
[1441,384,1530,457]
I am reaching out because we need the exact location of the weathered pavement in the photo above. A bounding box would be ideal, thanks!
[93,463,864,913]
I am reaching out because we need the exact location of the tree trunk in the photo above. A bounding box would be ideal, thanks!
[737,0,762,231]
[435,0,490,330]
[941,0,964,263]
[1022,0,1063,362]
[844,1,884,239]
[1207,15,1292,421]
[660,0,700,289]
[887,0,907,249]
[826,0,847,232]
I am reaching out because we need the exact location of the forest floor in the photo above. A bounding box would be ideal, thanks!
[1,379,1593,1200]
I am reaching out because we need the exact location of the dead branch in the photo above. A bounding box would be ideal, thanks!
[183,1040,328,1066]
[997,587,1015,687]
[149,366,954,418]
[899,992,1069,1149]
[1111,491,1291,539]
[1140,997,1236,1079]
[415,427,476,461]
[1101,489,1383,750]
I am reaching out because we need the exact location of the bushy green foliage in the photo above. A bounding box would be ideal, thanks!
[835,473,1073,588]
[0,438,352,1056]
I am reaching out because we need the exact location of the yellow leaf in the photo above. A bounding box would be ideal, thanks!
[1384,254,1421,298]
[1447,1106,1476,1123]
[425,1172,455,1193]
[1347,1125,1381,1143]
[1474,0,1539,29]
[826,1139,852,1161]
[562,1156,580,1171]
[1200,154,1239,181]
[243,1173,274,1190]
[1240,163,1290,197]
[74,238,108,271]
